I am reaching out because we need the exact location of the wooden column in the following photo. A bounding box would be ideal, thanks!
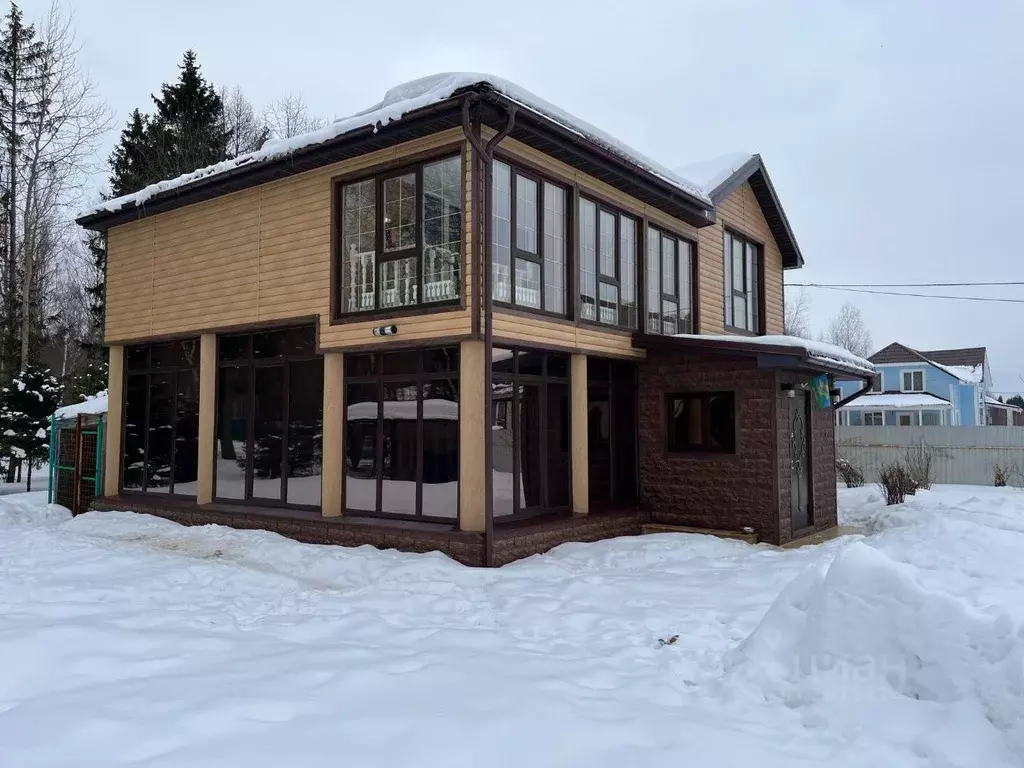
[571,353,589,516]
[103,345,124,497]
[321,351,344,517]
[196,333,217,504]
[459,340,486,532]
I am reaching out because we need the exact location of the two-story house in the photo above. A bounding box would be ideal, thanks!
[77,73,872,565]
[837,343,991,426]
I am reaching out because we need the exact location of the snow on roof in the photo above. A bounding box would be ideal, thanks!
[80,73,711,221]
[348,399,458,421]
[932,362,985,385]
[54,390,108,421]
[673,152,754,195]
[985,396,1021,410]
[839,393,953,409]
[673,334,876,377]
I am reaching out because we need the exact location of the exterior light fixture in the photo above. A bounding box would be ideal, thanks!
[372,325,398,337]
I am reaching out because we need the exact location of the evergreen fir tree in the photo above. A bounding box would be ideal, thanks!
[150,50,230,177]
[0,363,59,488]
[62,358,106,407]
[108,108,156,196]
[1008,395,1024,409]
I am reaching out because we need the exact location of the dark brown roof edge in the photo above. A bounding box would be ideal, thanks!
[633,333,874,379]
[703,154,804,270]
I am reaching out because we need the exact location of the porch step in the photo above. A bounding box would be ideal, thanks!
[641,523,758,544]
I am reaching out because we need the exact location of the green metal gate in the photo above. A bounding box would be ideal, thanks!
[48,413,104,515]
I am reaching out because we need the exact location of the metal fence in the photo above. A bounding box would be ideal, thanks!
[837,425,1024,486]
[48,413,104,514]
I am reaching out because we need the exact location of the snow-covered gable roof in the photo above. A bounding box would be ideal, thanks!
[79,73,712,226]
[870,342,987,386]
[673,152,804,269]
[985,395,1021,411]
[670,334,875,377]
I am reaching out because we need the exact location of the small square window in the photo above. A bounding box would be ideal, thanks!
[901,370,924,392]
[666,392,736,454]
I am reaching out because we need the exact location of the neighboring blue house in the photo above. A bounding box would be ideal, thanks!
[837,343,990,426]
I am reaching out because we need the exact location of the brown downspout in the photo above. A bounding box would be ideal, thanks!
[462,95,517,567]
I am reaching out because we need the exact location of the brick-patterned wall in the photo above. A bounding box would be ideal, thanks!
[492,510,643,566]
[638,350,839,545]
[638,350,780,542]
[775,372,838,542]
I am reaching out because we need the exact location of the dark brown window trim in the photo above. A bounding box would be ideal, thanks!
[212,326,323,509]
[663,390,737,455]
[121,339,202,497]
[578,195,640,330]
[492,158,570,317]
[342,346,460,523]
[723,226,766,335]
[332,147,467,321]
[327,300,464,327]
[492,347,573,521]
[644,225,697,336]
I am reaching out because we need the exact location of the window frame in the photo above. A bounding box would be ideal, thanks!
[864,411,884,426]
[664,391,737,455]
[121,339,201,497]
[645,224,697,336]
[491,347,572,521]
[577,196,643,330]
[871,374,883,393]
[901,369,925,392]
[493,159,570,317]
[332,148,466,321]
[343,346,460,523]
[723,228,765,335]
[213,326,323,510]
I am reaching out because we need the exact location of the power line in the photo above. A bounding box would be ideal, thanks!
[789,280,1024,288]
[787,285,1024,303]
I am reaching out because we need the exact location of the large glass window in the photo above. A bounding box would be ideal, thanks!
[666,392,736,453]
[723,230,762,333]
[646,227,695,335]
[579,199,638,328]
[343,347,459,520]
[587,359,638,507]
[338,155,462,314]
[491,348,571,519]
[215,326,323,507]
[492,161,568,314]
[122,340,200,496]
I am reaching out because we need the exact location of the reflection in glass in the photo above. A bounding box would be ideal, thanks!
[579,199,597,320]
[145,375,174,492]
[122,374,147,490]
[173,369,200,494]
[381,382,419,515]
[492,161,512,302]
[345,382,378,512]
[543,182,566,314]
[216,366,250,499]
[287,359,323,506]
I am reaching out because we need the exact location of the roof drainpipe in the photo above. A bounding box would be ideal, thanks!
[462,95,516,567]
[832,374,876,410]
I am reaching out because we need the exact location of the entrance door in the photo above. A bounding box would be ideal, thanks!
[789,390,813,530]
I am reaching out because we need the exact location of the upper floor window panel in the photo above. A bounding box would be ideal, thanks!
[492,161,568,315]
[901,370,924,392]
[723,230,762,334]
[338,155,462,315]
[578,199,638,328]
[645,227,694,335]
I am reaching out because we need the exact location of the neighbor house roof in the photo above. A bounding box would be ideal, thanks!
[839,393,953,410]
[674,153,804,269]
[77,73,715,231]
[869,342,987,385]
[985,396,1022,411]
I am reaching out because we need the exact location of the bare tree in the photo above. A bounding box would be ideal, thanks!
[264,92,325,140]
[220,85,268,156]
[16,2,111,368]
[822,301,873,357]
[784,287,812,338]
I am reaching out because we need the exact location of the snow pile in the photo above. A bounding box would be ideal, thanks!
[80,73,711,221]
[674,333,876,376]
[674,152,754,196]
[0,491,70,529]
[54,390,108,421]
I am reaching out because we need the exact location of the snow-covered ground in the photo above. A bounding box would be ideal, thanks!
[1,486,1021,767]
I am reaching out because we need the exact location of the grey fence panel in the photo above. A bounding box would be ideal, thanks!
[837,426,1024,485]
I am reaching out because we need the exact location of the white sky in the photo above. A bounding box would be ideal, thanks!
[31,0,1024,390]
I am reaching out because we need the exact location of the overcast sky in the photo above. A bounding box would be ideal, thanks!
[34,0,1024,390]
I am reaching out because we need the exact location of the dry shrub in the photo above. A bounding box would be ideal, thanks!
[879,462,912,506]
[836,458,865,488]
[902,445,934,491]
[995,464,1009,487]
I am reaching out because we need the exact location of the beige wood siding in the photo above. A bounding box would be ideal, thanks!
[492,312,643,359]
[697,181,785,336]
[104,128,473,347]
